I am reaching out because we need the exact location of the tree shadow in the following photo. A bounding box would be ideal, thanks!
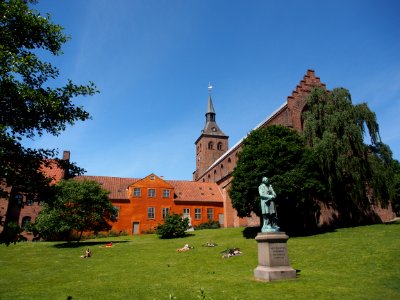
[53,240,130,248]
[242,226,260,239]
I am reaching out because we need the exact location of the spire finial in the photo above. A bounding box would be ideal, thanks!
[208,82,213,95]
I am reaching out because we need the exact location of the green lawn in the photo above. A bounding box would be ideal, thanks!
[1,221,399,300]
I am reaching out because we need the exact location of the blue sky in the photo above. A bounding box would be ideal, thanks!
[27,0,400,180]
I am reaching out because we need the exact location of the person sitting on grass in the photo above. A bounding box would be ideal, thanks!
[80,248,92,258]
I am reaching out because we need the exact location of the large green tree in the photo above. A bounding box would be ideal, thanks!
[0,0,97,200]
[33,179,117,242]
[229,125,324,232]
[303,87,396,224]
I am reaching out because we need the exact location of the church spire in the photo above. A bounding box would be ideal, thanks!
[194,83,229,181]
[202,83,225,136]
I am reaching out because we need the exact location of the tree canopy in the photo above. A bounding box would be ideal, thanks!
[303,87,396,221]
[33,179,116,242]
[0,0,97,198]
[229,125,324,232]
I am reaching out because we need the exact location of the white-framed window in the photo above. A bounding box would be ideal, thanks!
[207,208,214,220]
[148,207,155,219]
[195,208,202,220]
[183,208,190,219]
[162,208,169,218]
[148,189,156,197]
[163,189,170,198]
[133,188,141,197]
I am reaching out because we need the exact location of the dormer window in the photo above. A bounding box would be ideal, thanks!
[150,175,155,180]
[211,127,216,132]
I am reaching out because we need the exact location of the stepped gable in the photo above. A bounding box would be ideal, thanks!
[168,180,223,203]
[255,69,327,132]
[75,176,137,200]
[285,69,326,131]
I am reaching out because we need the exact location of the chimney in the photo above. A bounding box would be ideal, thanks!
[63,151,70,161]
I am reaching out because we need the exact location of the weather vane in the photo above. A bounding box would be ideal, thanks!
[208,82,213,95]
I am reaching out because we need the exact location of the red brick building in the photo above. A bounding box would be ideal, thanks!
[193,70,396,227]
[0,151,70,240]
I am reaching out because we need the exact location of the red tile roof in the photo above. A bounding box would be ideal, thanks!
[40,160,66,184]
[168,180,223,203]
[75,176,223,203]
[75,176,138,200]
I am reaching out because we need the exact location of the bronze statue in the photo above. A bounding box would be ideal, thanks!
[259,177,279,232]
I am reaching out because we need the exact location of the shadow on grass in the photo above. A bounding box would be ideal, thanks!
[53,240,130,248]
[158,233,196,240]
[241,225,339,239]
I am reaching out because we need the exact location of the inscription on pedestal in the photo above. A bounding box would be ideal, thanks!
[254,232,296,282]
[269,244,288,266]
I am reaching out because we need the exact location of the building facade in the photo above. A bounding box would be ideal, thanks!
[77,174,224,235]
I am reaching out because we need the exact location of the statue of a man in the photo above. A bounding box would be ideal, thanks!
[258,177,279,232]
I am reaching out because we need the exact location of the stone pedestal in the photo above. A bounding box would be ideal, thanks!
[254,232,296,282]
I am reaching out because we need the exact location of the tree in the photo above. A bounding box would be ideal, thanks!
[156,213,190,239]
[229,125,324,232]
[33,179,116,242]
[303,87,396,224]
[0,0,97,199]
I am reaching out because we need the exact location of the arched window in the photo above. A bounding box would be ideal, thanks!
[21,216,31,229]
[228,157,231,163]
[208,142,214,150]
[217,142,223,150]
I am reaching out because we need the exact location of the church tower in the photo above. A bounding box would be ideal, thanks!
[193,84,229,181]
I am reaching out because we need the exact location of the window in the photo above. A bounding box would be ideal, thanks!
[163,189,170,198]
[148,207,155,219]
[112,206,120,220]
[21,216,31,230]
[217,142,222,150]
[207,208,214,220]
[208,141,213,149]
[162,208,169,218]
[133,188,141,197]
[15,194,23,207]
[148,189,156,197]
[150,175,155,180]
[195,208,202,220]
[183,208,190,219]
[26,195,34,206]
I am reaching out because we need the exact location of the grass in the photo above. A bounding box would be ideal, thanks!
[1,221,400,300]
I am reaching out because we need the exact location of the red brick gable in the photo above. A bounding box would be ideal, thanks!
[168,180,223,203]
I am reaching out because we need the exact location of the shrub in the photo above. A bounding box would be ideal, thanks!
[194,220,220,230]
[156,213,190,239]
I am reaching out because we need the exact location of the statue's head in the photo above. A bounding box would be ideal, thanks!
[262,177,269,184]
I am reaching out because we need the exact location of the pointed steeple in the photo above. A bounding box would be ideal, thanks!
[194,83,229,181]
[202,85,225,136]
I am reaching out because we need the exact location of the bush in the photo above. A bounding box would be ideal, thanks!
[194,220,221,230]
[156,213,190,239]
[0,221,24,246]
